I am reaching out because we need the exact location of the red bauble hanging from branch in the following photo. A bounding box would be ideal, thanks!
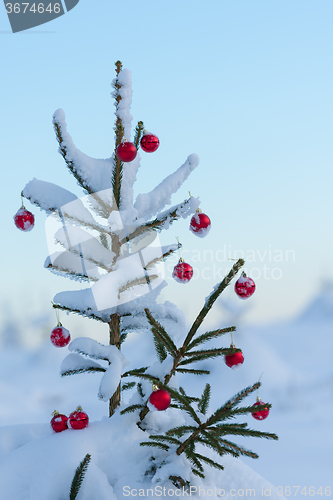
[14,207,35,232]
[172,258,193,283]
[235,272,256,299]
[189,209,211,238]
[116,140,137,162]
[69,406,89,429]
[251,398,270,420]
[224,345,244,368]
[140,132,159,153]
[50,411,68,433]
[149,388,171,411]
[50,323,71,348]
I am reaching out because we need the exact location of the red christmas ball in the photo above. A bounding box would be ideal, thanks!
[116,141,137,162]
[69,406,89,429]
[14,207,35,232]
[172,259,193,283]
[50,324,71,348]
[189,212,211,238]
[50,411,68,433]
[149,389,171,411]
[252,399,270,421]
[224,349,244,368]
[235,273,256,299]
[140,133,160,153]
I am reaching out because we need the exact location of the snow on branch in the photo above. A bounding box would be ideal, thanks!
[60,353,106,376]
[53,109,114,196]
[68,337,129,401]
[112,68,133,141]
[54,226,115,271]
[134,154,200,220]
[23,178,78,213]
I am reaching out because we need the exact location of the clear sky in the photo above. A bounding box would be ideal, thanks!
[1,0,333,330]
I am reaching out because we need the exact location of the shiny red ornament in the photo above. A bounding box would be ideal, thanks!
[69,406,89,429]
[50,411,68,433]
[224,346,244,368]
[189,211,211,238]
[172,258,193,283]
[149,389,171,411]
[252,398,270,421]
[50,324,71,348]
[116,141,137,162]
[14,207,35,232]
[140,133,160,153]
[235,272,256,299]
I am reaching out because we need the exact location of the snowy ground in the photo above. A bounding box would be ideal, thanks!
[0,287,332,499]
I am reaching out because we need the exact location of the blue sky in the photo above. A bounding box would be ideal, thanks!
[1,0,333,328]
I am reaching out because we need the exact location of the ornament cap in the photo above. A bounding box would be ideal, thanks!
[52,410,60,417]
[256,396,261,402]
[152,384,159,392]
[178,257,184,263]
[75,406,83,412]
[196,208,202,213]
[57,321,62,327]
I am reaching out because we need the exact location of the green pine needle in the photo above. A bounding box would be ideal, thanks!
[121,381,136,392]
[198,384,211,415]
[120,404,144,415]
[61,366,106,377]
[69,453,91,500]
[140,441,170,451]
[187,327,235,350]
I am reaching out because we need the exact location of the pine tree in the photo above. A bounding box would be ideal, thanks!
[21,61,277,485]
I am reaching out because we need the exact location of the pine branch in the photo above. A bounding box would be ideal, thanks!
[140,441,170,451]
[183,259,245,349]
[61,366,106,376]
[45,262,97,282]
[148,435,182,446]
[194,453,224,471]
[52,303,109,323]
[166,425,198,437]
[145,308,178,357]
[120,404,144,415]
[206,382,261,426]
[198,384,211,415]
[134,121,144,149]
[122,367,148,378]
[209,425,278,440]
[187,327,236,351]
[53,119,110,218]
[121,381,136,391]
[69,453,91,500]
[152,332,168,362]
[118,274,159,295]
[112,61,125,209]
[119,198,193,246]
[216,437,259,459]
[144,244,181,270]
[175,368,210,375]
[179,347,235,365]
[54,238,112,273]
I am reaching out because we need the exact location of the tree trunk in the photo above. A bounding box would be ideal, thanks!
[109,313,121,417]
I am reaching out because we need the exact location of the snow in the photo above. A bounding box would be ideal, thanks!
[52,109,114,195]
[134,154,200,220]
[1,285,333,498]
[23,178,78,212]
[114,68,133,141]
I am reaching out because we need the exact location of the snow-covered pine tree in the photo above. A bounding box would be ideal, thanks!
[21,60,277,485]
